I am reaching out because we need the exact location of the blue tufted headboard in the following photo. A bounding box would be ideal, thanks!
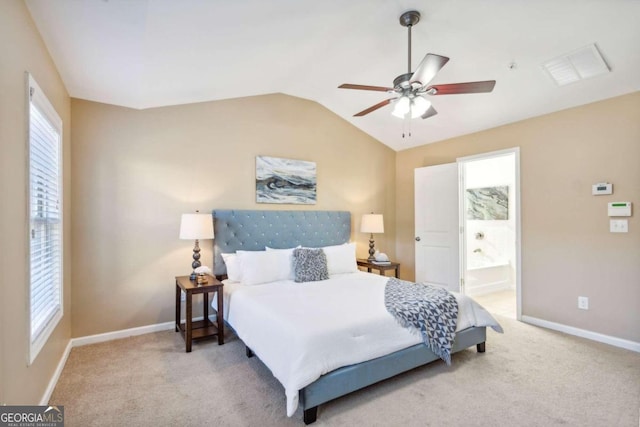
[212,210,351,276]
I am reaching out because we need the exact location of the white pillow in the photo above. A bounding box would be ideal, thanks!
[265,246,300,251]
[265,246,299,280]
[236,250,292,285]
[322,242,358,275]
[221,253,242,282]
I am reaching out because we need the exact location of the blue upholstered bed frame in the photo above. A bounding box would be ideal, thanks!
[213,209,351,277]
[212,209,487,424]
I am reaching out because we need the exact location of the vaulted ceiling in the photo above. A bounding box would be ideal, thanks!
[26,0,640,150]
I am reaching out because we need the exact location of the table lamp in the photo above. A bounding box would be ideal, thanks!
[179,211,214,280]
[360,213,384,261]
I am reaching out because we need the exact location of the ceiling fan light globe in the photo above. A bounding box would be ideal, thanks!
[392,109,408,118]
[411,96,431,117]
[392,96,411,117]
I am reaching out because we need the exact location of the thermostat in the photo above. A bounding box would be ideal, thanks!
[592,182,612,195]
[608,202,632,217]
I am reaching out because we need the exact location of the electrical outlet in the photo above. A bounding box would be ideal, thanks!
[578,296,589,310]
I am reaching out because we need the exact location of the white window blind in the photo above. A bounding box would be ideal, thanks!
[28,74,63,364]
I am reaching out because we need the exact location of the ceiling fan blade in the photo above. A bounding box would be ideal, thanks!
[353,98,396,117]
[339,84,394,92]
[427,80,496,95]
[410,54,450,86]
[421,105,438,120]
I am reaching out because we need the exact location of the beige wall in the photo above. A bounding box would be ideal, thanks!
[70,94,396,337]
[0,1,72,404]
[396,92,640,342]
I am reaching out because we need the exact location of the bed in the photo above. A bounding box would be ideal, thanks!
[212,209,501,424]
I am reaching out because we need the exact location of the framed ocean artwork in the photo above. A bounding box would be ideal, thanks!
[466,186,509,220]
[256,156,317,205]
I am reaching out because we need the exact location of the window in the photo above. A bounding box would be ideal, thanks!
[28,74,63,364]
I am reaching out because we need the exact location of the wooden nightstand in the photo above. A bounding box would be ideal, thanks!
[357,259,400,278]
[175,275,224,352]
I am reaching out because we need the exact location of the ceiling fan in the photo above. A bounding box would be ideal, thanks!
[339,10,496,120]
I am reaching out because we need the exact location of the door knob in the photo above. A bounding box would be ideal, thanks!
[415,236,421,241]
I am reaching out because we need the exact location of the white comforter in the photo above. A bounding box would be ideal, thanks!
[221,271,501,416]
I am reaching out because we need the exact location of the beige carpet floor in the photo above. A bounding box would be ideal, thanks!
[51,316,640,426]
[473,289,517,319]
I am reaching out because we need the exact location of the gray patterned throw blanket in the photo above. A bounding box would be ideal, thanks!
[385,278,458,365]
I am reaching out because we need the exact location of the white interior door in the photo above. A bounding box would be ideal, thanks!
[414,163,460,292]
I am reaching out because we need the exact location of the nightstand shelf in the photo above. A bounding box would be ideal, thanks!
[176,319,218,340]
[357,259,400,278]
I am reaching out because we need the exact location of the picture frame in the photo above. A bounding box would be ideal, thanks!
[256,156,317,205]
[466,186,509,220]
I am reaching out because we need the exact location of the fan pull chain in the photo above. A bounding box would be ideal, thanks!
[402,114,412,138]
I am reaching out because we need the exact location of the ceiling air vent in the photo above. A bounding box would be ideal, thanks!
[542,43,610,86]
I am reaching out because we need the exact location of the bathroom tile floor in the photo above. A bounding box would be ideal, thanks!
[472,288,516,319]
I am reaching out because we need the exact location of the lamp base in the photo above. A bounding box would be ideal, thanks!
[368,234,376,261]
[190,239,201,281]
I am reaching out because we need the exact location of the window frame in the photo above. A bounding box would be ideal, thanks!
[26,73,64,365]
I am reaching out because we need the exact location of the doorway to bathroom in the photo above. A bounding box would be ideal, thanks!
[414,147,520,320]
[459,149,519,319]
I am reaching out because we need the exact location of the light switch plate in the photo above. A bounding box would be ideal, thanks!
[610,219,628,233]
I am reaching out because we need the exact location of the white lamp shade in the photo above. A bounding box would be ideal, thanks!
[179,213,214,240]
[361,214,384,234]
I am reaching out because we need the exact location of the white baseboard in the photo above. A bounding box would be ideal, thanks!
[40,340,72,405]
[71,321,175,347]
[521,315,640,353]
